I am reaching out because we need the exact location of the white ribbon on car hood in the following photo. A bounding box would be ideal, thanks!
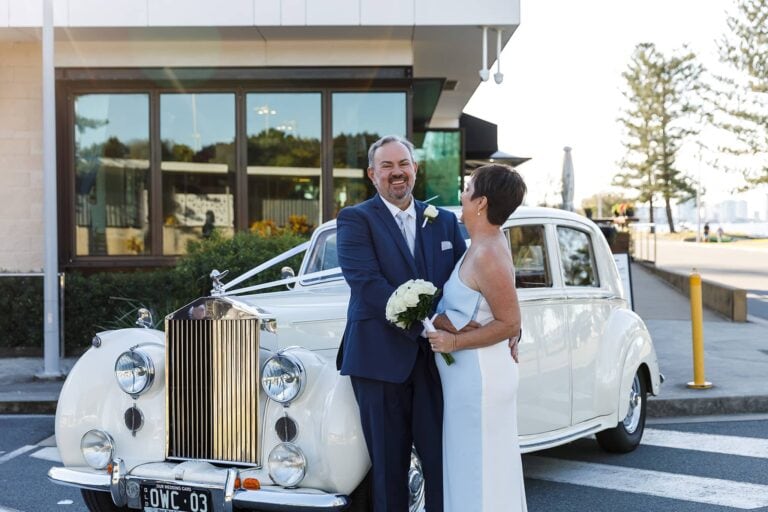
[221,266,344,296]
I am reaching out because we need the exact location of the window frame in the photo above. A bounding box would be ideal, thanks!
[554,224,601,289]
[56,67,413,269]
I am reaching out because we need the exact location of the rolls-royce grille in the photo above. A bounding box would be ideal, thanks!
[166,318,260,466]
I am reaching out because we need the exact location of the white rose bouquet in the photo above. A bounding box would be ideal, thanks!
[385,279,455,365]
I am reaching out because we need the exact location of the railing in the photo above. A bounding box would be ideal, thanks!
[629,223,657,264]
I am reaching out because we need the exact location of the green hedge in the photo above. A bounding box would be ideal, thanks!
[0,275,44,356]
[0,231,308,356]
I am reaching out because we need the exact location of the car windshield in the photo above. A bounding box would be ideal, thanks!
[302,228,343,283]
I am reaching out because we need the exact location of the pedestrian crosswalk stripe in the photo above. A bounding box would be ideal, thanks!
[524,455,768,510]
[0,445,35,465]
[29,447,61,463]
[643,428,768,458]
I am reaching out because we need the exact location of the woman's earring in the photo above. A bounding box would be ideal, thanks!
[477,209,481,216]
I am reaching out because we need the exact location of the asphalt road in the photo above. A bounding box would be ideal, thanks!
[639,238,768,321]
[3,414,768,512]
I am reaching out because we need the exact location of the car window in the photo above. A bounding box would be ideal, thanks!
[302,229,341,283]
[556,226,599,287]
[507,225,552,288]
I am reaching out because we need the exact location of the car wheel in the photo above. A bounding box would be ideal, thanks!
[346,448,425,512]
[596,370,647,453]
[81,490,131,512]
[347,470,372,512]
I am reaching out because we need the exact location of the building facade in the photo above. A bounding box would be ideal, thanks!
[0,0,520,271]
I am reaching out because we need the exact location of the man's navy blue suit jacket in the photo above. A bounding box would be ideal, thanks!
[336,194,466,383]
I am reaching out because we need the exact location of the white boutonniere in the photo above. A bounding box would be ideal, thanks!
[422,205,439,228]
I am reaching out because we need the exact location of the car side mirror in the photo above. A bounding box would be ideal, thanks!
[281,266,296,290]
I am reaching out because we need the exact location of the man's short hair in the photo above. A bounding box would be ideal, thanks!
[368,135,416,168]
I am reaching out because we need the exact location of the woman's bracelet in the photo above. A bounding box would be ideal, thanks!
[452,333,458,352]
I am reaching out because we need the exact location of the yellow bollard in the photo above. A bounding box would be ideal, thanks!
[687,270,713,389]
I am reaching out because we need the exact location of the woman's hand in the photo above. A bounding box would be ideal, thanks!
[427,329,458,354]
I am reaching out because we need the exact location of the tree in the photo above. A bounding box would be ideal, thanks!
[614,43,701,232]
[712,0,768,186]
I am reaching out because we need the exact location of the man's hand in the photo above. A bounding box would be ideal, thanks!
[432,313,481,334]
[508,330,521,363]
[508,338,519,363]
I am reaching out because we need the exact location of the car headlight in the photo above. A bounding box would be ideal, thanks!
[261,354,305,404]
[80,429,114,469]
[268,442,306,488]
[114,349,155,396]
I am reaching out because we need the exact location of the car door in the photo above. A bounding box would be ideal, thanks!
[508,222,572,435]
[555,223,616,424]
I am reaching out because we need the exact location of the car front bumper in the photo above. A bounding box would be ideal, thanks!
[48,459,350,512]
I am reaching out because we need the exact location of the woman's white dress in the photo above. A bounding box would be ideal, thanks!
[436,254,528,512]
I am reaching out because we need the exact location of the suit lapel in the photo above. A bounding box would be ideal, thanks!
[372,195,418,277]
[415,201,435,282]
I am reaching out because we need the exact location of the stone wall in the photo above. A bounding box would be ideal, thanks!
[0,42,43,272]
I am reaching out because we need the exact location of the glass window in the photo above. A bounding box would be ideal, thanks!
[74,94,150,256]
[557,227,599,287]
[161,93,235,255]
[413,130,461,206]
[508,225,552,288]
[246,93,322,233]
[332,92,406,213]
[302,228,343,284]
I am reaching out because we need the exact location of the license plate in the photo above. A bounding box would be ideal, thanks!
[141,482,212,512]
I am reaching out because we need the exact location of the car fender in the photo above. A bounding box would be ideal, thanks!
[260,347,369,494]
[55,328,167,471]
[594,308,660,421]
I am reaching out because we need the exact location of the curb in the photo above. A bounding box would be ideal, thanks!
[647,395,768,418]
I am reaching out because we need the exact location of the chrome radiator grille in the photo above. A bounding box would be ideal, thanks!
[166,318,260,466]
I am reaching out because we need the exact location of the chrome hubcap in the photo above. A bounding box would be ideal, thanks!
[622,374,642,434]
[409,449,425,512]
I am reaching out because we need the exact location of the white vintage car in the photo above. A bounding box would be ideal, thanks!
[49,206,662,512]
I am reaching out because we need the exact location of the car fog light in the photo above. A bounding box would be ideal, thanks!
[268,443,306,488]
[115,349,154,396]
[261,354,305,404]
[80,429,114,469]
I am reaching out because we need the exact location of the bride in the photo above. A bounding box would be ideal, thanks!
[428,163,528,512]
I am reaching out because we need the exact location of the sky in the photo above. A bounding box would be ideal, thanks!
[465,0,768,220]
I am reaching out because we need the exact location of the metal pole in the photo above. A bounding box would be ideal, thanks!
[687,270,712,389]
[40,0,61,377]
[696,153,702,243]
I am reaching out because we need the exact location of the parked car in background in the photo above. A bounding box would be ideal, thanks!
[49,206,662,512]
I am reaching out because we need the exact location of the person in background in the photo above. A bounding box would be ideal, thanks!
[202,210,215,239]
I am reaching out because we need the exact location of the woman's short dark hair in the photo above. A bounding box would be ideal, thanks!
[471,164,527,225]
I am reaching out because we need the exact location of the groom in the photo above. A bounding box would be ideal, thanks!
[336,135,466,511]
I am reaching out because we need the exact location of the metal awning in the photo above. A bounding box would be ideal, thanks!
[460,114,529,171]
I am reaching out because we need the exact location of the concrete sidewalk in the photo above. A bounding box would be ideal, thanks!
[1,262,767,416]
[631,262,768,417]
